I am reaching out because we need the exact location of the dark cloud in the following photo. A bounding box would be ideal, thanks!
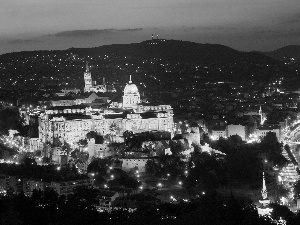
[48,28,143,37]
[118,28,143,32]
[5,38,42,45]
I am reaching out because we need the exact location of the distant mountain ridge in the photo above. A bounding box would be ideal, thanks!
[67,40,277,65]
[261,45,300,60]
[0,39,291,92]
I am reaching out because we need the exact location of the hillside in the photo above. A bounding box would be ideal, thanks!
[0,39,289,93]
[262,45,300,61]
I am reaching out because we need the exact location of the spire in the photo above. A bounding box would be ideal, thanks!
[129,75,132,84]
[261,172,268,199]
[86,61,89,72]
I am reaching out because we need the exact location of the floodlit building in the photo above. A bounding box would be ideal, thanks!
[84,62,116,93]
[226,124,246,141]
[38,76,174,146]
[122,158,149,172]
[211,127,226,140]
[254,125,281,140]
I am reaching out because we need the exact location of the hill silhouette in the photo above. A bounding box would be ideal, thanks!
[0,39,285,93]
[262,45,300,60]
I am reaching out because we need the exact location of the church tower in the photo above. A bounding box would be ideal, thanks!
[84,62,93,92]
[257,172,273,216]
[123,75,140,108]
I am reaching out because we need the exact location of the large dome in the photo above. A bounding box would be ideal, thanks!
[124,83,139,94]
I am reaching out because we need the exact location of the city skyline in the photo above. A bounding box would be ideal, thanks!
[0,0,299,54]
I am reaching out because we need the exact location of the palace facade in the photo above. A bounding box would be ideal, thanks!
[39,72,174,145]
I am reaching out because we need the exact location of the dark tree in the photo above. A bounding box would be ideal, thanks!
[225,148,261,182]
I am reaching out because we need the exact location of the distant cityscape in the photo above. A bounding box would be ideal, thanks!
[1,38,300,224]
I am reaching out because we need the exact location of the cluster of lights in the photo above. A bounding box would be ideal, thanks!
[247,134,260,144]
[170,195,177,202]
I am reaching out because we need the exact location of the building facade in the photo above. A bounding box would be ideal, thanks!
[254,125,281,140]
[38,77,174,145]
[226,124,246,141]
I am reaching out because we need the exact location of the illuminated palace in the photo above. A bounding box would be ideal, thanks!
[39,73,174,145]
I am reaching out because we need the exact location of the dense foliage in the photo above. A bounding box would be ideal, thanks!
[1,189,294,225]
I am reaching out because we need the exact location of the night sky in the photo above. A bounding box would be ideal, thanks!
[0,0,299,54]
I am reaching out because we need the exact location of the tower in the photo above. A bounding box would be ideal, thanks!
[123,75,140,108]
[257,172,273,216]
[84,62,93,92]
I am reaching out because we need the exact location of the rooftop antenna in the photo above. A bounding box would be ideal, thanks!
[129,75,132,84]
[157,34,158,40]
[151,34,153,42]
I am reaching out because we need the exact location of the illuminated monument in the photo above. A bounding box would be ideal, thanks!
[123,75,140,109]
[84,62,115,93]
[257,172,273,216]
[39,76,174,145]
[84,62,93,92]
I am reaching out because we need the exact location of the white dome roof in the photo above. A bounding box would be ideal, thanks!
[124,76,139,94]
[124,83,139,94]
